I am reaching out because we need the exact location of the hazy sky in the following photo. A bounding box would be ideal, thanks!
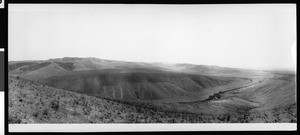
[9,4,296,71]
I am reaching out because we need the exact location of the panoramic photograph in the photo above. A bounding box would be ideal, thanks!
[8,4,296,127]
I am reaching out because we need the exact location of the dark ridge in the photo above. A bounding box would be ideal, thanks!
[19,62,51,72]
[264,69,296,75]
[8,62,36,71]
[54,62,75,71]
[274,74,296,82]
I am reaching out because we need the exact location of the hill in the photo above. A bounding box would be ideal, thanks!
[9,57,240,102]
[9,76,297,123]
[9,57,261,78]
[37,70,234,101]
[8,57,297,123]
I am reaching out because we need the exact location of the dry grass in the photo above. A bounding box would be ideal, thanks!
[9,76,296,124]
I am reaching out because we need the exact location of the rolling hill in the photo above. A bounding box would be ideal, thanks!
[9,75,297,123]
[9,57,241,101]
[37,71,234,101]
[8,57,296,123]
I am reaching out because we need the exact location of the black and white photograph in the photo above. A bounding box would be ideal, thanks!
[7,4,296,132]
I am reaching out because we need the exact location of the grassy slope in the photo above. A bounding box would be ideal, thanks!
[8,62,36,72]
[37,71,233,102]
[9,76,297,123]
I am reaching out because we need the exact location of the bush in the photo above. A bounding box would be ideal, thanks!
[43,109,49,117]
[50,100,60,111]
[83,106,92,115]
[8,115,22,124]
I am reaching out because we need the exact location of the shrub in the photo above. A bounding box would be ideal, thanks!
[83,106,92,115]
[33,112,39,118]
[43,109,49,118]
[50,100,60,111]
[8,115,22,124]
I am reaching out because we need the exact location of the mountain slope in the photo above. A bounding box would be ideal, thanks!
[9,76,297,123]
[9,57,295,108]
[37,70,233,101]
[9,57,239,101]
[9,57,261,78]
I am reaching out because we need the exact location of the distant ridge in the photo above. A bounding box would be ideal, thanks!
[9,57,264,77]
[8,57,243,101]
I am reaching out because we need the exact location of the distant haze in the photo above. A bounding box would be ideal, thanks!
[9,4,296,71]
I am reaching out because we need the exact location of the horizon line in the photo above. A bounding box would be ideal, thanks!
[8,56,296,72]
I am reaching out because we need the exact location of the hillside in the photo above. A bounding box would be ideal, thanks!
[37,70,234,101]
[9,57,238,102]
[8,57,260,78]
[9,76,297,123]
[8,57,297,123]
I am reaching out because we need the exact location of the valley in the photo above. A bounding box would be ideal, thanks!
[8,57,297,123]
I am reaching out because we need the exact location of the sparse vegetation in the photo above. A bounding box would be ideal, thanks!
[19,62,51,73]
[8,62,35,72]
[8,58,296,124]
[9,76,296,123]
[54,62,74,71]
